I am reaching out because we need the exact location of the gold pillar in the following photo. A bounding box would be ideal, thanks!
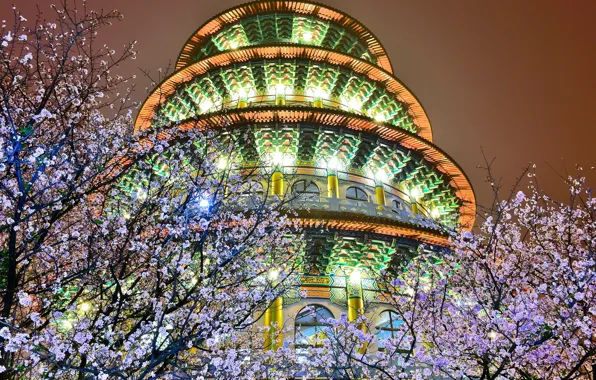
[272,297,284,350]
[263,306,273,350]
[375,185,386,208]
[238,99,248,108]
[411,202,419,214]
[271,170,284,197]
[275,95,286,106]
[263,297,284,350]
[327,174,339,198]
[347,296,364,322]
[313,98,323,108]
[348,277,367,354]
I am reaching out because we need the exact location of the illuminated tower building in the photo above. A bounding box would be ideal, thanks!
[136,0,475,352]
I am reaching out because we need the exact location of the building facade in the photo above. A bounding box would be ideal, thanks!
[135,0,475,352]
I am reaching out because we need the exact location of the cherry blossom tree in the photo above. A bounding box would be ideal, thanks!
[364,167,596,379]
[0,3,302,378]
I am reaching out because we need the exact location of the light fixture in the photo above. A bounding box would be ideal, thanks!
[349,268,361,285]
[326,157,342,171]
[271,152,294,167]
[311,86,328,100]
[303,31,313,41]
[79,302,91,312]
[374,112,386,122]
[62,320,73,330]
[217,157,227,170]
[347,97,362,111]
[409,187,422,200]
[268,269,280,281]
[375,169,388,183]
[229,40,239,49]
[275,83,288,95]
[199,99,214,113]
[199,198,210,208]
[430,208,441,219]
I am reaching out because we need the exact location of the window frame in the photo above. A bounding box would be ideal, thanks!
[375,309,403,351]
[292,179,320,200]
[346,186,369,202]
[294,304,334,349]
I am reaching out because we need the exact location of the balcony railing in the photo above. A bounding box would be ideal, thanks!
[288,196,438,230]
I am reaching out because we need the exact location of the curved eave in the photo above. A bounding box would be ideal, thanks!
[137,45,433,141]
[295,211,451,247]
[175,0,393,74]
[143,107,476,229]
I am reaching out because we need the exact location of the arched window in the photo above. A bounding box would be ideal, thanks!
[295,305,333,348]
[375,310,403,350]
[346,186,368,202]
[292,180,320,200]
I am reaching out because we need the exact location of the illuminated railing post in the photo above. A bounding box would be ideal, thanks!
[374,172,387,209]
[275,84,287,106]
[347,268,368,354]
[327,157,340,198]
[409,187,421,215]
[272,297,284,350]
[263,305,273,350]
[264,270,284,351]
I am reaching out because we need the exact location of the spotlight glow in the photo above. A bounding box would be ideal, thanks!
[409,187,422,200]
[79,302,91,312]
[349,268,361,285]
[326,157,341,171]
[217,158,227,170]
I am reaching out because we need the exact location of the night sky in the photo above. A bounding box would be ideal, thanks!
[3,0,596,214]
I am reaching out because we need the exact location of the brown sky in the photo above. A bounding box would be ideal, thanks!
[4,0,596,212]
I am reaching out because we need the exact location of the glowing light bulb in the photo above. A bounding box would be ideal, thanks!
[326,157,340,171]
[313,87,328,99]
[409,187,422,200]
[275,83,286,95]
[488,331,497,340]
[229,40,239,49]
[349,268,361,285]
[62,320,73,330]
[271,152,294,167]
[374,112,386,122]
[272,152,283,166]
[237,87,247,100]
[199,198,209,208]
[217,158,227,170]
[347,97,362,111]
[375,170,388,182]
[199,99,214,113]
[269,269,280,281]
[303,31,313,42]
[79,302,91,312]
[431,208,440,219]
